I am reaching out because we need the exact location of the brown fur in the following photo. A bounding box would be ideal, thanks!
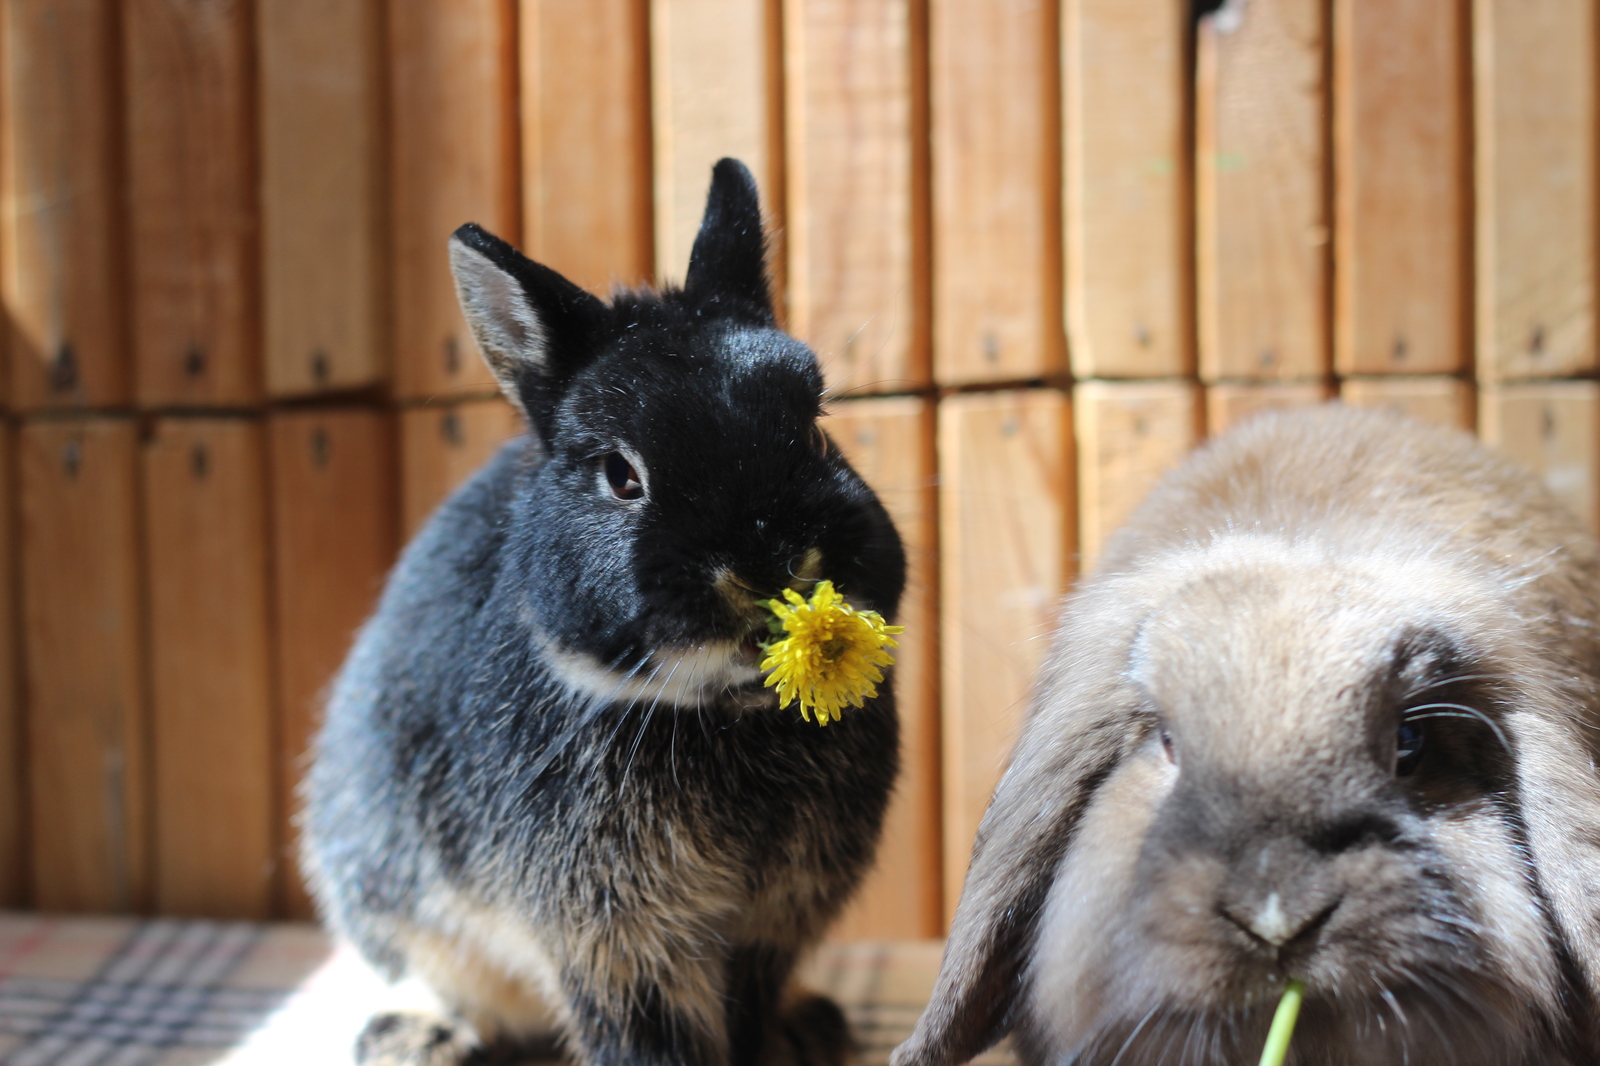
[895,405,1600,1066]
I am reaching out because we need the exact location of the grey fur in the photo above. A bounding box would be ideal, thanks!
[895,404,1600,1066]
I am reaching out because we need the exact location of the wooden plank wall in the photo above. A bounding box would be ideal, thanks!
[0,0,1594,937]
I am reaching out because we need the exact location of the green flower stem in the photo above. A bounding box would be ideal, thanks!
[1258,979,1305,1066]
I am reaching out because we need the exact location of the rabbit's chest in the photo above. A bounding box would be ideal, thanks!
[543,701,898,930]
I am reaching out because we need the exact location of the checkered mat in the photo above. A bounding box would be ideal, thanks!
[0,915,1009,1066]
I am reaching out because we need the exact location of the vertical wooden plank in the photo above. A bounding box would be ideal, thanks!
[269,409,398,919]
[1479,382,1600,533]
[144,418,274,917]
[391,0,518,400]
[259,0,386,397]
[521,0,654,293]
[400,398,526,539]
[786,0,926,395]
[1195,1,1328,384]
[1340,376,1474,431]
[1334,0,1468,376]
[1064,0,1188,379]
[20,418,148,911]
[932,0,1063,385]
[1074,380,1200,567]
[1205,381,1330,436]
[826,396,940,939]
[0,426,20,907]
[126,0,260,407]
[1474,0,1597,382]
[650,0,784,287]
[2,0,126,409]
[938,390,1071,913]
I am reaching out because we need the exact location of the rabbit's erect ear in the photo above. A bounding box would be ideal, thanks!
[892,643,1128,1066]
[448,223,607,440]
[683,158,774,325]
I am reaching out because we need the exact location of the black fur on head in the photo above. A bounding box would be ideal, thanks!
[448,157,903,687]
[449,157,775,447]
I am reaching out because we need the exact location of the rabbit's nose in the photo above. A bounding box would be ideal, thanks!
[1220,890,1340,949]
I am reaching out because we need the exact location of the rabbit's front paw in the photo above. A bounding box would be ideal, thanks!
[355,1010,478,1066]
[768,994,855,1066]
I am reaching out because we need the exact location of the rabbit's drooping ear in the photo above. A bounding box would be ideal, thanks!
[683,158,774,325]
[1506,699,1600,997]
[448,222,608,442]
[892,639,1130,1066]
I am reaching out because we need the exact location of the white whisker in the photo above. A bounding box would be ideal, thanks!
[1403,702,1511,752]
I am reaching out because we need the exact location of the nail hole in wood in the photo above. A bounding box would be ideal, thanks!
[50,343,78,392]
[1542,406,1557,442]
[184,345,207,378]
[1258,348,1276,368]
[311,349,330,384]
[191,443,209,480]
[1530,324,1546,356]
[442,412,464,447]
[982,332,1000,364]
[444,336,461,374]
[1136,325,1153,348]
[311,428,331,468]
[1392,335,1408,362]
[63,440,81,478]
[1001,415,1018,438]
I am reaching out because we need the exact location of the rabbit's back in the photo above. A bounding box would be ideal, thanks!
[305,439,533,971]
[1103,404,1600,589]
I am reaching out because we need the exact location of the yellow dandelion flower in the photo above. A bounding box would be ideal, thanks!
[760,580,903,726]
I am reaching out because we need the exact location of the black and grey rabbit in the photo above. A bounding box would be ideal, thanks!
[304,159,905,1066]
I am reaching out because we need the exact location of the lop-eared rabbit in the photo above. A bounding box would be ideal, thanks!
[895,405,1600,1065]
[305,160,904,1066]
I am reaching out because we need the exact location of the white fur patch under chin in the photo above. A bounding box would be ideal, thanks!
[541,639,770,710]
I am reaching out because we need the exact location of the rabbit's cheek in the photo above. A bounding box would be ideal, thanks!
[1028,752,1174,1052]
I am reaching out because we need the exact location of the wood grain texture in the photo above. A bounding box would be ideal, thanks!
[269,409,398,919]
[825,397,940,939]
[650,0,784,291]
[1479,382,1600,533]
[938,390,1072,913]
[143,418,275,918]
[0,427,20,906]
[259,0,385,398]
[1073,380,1200,566]
[786,0,926,395]
[391,0,518,400]
[20,418,148,912]
[932,0,1063,385]
[1334,0,1468,376]
[1339,376,1474,430]
[521,0,654,293]
[125,0,260,407]
[1474,0,1597,382]
[1204,381,1331,436]
[1064,0,1188,379]
[1196,2,1328,383]
[2,0,126,409]
[400,398,526,539]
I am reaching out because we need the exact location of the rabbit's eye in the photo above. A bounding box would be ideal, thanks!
[1159,728,1177,765]
[1396,721,1426,776]
[604,452,644,501]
